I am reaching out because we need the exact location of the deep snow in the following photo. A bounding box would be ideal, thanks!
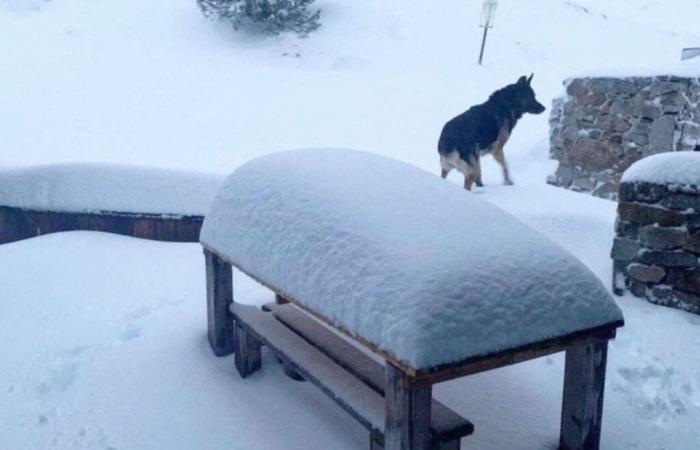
[1,0,699,449]
[622,151,700,187]
[201,148,623,369]
[0,163,223,215]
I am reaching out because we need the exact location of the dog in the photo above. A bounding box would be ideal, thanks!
[438,74,546,190]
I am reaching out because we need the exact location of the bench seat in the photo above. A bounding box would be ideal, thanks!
[233,303,472,450]
[0,163,223,243]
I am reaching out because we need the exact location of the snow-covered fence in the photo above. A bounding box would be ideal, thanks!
[548,76,700,199]
[200,148,624,450]
[0,164,223,244]
[612,152,700,314]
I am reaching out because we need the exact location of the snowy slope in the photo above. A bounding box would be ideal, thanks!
[1,0,699,449]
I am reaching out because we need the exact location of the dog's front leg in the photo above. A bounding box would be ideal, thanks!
[492,146,514,185]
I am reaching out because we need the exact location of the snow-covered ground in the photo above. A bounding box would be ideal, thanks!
[1,0,699,449]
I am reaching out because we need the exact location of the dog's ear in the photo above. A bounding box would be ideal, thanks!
[527,73,534,84]
[517,75,528,85]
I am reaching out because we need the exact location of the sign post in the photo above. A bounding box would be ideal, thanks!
[478,0,498,65]
[681,48,700,61]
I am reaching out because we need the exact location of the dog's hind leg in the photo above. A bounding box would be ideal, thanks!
[492,145,514,185]
[464,173,478,191]
[439,155,452,179]
[475,158,484,187]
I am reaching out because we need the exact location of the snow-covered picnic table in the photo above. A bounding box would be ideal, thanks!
[0,163,224,243]
[200,149,624,450]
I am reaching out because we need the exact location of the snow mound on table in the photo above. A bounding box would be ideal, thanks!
[201,149,624,370]
[622,152,700,187]
[0,163,224,216]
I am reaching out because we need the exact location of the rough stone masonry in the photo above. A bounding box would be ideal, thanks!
[549,76,700,199]
[612,179,700,315]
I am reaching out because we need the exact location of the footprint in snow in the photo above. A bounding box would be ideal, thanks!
[615,364,690,423]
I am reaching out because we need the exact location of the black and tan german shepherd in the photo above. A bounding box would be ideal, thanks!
[438,74,545,190]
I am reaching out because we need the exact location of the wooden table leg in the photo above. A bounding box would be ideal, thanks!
[559,341,609,450]
[235,324,262,377]
[204,249,235,356]
[385,363,432,450]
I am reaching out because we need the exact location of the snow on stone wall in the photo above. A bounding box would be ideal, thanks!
[548,76,700,200]
[612,153,700,314]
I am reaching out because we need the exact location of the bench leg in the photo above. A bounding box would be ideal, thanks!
[385,363,432,450]
[235,324,262,378]
[204,249,235,356]
[559,341,609,450]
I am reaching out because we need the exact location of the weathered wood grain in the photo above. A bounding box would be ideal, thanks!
[232,302,385,435]
[204,249,235,356]
[0,206,202,244]
[559,341,609,450]
[266,302,473,446]
[385,363,432,450]
[235,323,262,378]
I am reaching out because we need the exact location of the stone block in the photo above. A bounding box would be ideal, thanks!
[666,268,700,294]
[686,230,700,254]
[571,176,596,192]
[629,279,647,297]
[647,284,673,304]
[553,164,573,186]
[611,237,640,261]
[617,202,686,226]
[639,225,687,249]
[637,249,698,267]
[618,182,667,203]
[592,182,617,199]
[615,219,640,239]
[660,193,700,211]
[577,94,607,107]
[672,289,700,313]
[566,79,588,97]
[567,138,617,172]
[649,115,676,153]
[628,263,666,283]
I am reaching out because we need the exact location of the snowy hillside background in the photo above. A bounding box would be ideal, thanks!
[1,1,699,449]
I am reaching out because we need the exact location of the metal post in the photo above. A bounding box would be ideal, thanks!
[478,26,489,65]
[477,0,497,65]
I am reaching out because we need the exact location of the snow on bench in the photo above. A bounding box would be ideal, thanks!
[0,163,224,243]
[201,148,623,370]
[200,148,624,450]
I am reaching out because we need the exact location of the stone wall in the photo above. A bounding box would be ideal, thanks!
[548,76,700,199]
[611,181,700,314]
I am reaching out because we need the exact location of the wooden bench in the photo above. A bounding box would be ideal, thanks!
[200,149,625,450]
[0,163,222,243]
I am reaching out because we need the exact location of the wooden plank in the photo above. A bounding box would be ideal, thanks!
[235,323,262,377]
[410,324,620,387]
[385,363,432,450]
[0,206,203,244]
[559,341,609,450]
[232,302,386,436]
[266,302,474,443]
[205,249,236,356]
[203,247,623,384]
